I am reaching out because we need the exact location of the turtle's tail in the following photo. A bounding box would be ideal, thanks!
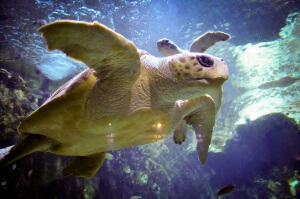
[0,134,59,168]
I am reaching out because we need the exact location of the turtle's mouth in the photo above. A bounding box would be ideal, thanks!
[185,78,209,84]
[184,77,227,86]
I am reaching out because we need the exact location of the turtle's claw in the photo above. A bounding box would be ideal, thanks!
[173,120,188,145]
[173,135,186,145]
[174,138,185,145]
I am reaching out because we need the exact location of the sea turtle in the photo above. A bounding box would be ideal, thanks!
[156,32,230,145]
[0,20,229,178]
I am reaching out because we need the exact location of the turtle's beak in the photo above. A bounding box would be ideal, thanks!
[206,56,229,81]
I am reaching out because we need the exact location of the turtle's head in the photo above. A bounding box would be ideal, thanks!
[168,52,229,87]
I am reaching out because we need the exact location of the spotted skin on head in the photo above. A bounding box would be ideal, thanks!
[168,53,226,84]
[170,55,200,80]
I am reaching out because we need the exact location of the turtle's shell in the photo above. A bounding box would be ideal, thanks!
[18,68,170,156]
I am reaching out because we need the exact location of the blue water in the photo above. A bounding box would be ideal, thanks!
[0,0,299,198]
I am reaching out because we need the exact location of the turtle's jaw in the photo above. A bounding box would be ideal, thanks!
[184,77,227,86]
[185,77,209,82]
[184,78,209,84]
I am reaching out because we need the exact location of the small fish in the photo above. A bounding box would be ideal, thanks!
[14,102,23,113]
[105,153,114,160]
[33,19,47,26]
[258,76,300,89]
[35,68,41,75]
[43,91,51,99]
[15,52,23,60]
[21,98,30,105]
[25,80,39,89]
[293,154,300,161]
[130,196,142,199]
[29,89,44,99]
[28,169,33,177]
[30,102,39,110]
[217,182,236,196]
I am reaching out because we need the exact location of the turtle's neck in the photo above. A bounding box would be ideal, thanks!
[140,56,179,108]
[146,57,217,108]
[149,71,179,108]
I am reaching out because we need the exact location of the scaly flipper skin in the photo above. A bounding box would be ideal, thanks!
[172,95,216,164]
[38,20,141,92]
[184,95,216,164]
[62,152,106,179]
[190,32,231,53]
[38,20,142,118]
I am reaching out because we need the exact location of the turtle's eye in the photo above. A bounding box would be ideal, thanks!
[197,56,214,68]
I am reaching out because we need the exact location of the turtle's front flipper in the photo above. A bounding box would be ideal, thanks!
[192,121,215,165]
[183,95,216,164]
[38,20,141,91]
[38,20,142,117]
[0,134,59,168]
[62,152,106,179]
[190,32,231,53]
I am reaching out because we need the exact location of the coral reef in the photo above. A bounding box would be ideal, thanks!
[0,68,98,199]
[0,68,30,147]
[214,113,300,198]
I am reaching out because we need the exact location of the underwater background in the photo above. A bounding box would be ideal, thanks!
[0,0,299,198]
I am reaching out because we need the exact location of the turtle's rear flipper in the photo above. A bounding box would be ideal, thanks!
[0,134,59,168]
[62,152,106,179]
